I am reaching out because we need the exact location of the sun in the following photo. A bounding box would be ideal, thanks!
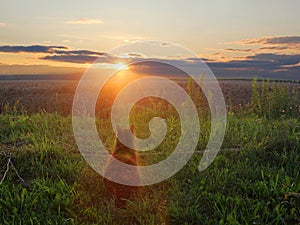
[114,62,129,70]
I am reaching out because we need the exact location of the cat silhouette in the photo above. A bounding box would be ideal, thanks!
[103,125,141,207]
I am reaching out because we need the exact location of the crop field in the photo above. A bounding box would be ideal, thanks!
[0,79,299,224]
[0,79,257,115]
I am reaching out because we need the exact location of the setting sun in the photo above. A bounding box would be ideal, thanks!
[114,62,129,70]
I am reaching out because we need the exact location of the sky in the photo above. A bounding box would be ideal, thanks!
[0,0,300,79]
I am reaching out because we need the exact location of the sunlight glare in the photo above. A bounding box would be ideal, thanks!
[115,62,129,70]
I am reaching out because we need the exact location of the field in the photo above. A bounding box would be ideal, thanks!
[0,78,300,224]
[0,79,257,114]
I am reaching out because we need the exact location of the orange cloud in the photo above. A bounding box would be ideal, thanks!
[64,18,103,25]
[0,22,6,27]
[239,36,300,46]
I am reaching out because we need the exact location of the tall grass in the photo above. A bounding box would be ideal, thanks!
[249,78,300,118]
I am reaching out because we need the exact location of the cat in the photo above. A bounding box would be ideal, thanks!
[103,124,141,207]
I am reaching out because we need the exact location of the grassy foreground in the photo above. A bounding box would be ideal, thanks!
[0,80,299,224]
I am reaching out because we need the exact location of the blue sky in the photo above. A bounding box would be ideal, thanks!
[0,0,300,79]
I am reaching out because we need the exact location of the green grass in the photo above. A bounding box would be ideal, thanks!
[0,80,299,224]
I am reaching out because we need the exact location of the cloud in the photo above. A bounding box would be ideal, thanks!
[123,38,142,43]
[65,18,103,25]
[1,43,300,80]
[0,22,6,27]
[129,61,190,77]
[117,52,145,58]
[127,53,143,58]
[0,45,67,53]
[117,54,300,80]
[205,35,300,79]
[264,36,300,45]
[42,55,100,64]
[206,53,300,79]
[281,62,300,68]
[0,44,112,64]
[240,35,300,46]
[39,50,300,79]
[41,49,115,64]
[247,53,300,66]
[208,53,300,70]
[224,48,252,52]
[233,35,300,55]
[258,46,291,51]
[53,49,107,56]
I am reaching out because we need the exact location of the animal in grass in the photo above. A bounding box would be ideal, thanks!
[103,124,141,207]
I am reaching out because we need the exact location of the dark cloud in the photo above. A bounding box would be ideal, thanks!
[185,57,205,61]
[225,48,252,52]
[201,58,217,62]
[1,44,300,80]
[53,49,107,56]
[41,49,117,64]
[0,45,67,53]
[261,36,300,45]
[42,55,99,64]
[207,53,300,79]
[126,55,300,80]
[0,45,110,64]
[258,46,290,51]
[241,36,300,45]
[247,53,300,66]
[208,60,274,69]
[208,35,300,79]
[129,61,189,77]
[41,52,116,64]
